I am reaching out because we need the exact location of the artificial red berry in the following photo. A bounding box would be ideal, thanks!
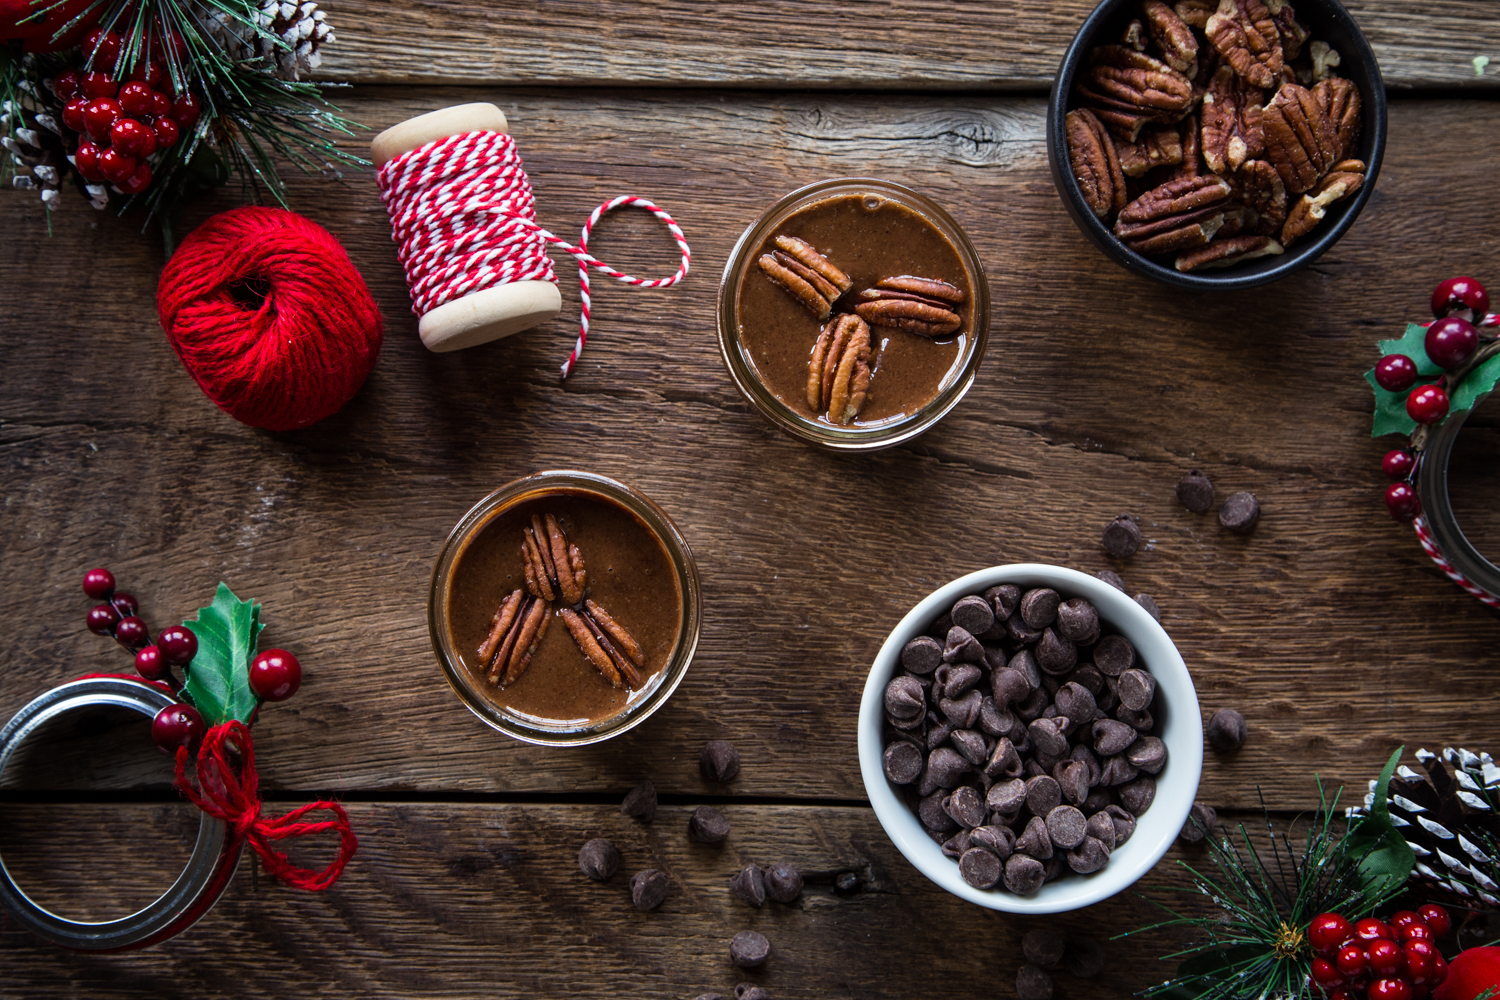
[1425,317,1479,369]
[73,140,105,181]
[62,96,89,132]
[83,97,123,142]
[117,160,152,195]
[1401,922,1432,942]
[152,115,179,148]
[82,567,116,599]
[86,602,120,635]
[110,117,156,158]
[53,69,82,102]
[170,91,201,127]
[151,703,204,754]
[1370,978,1413,1000]
[1370,938,1405,976]
[149,89,172,118]
[249,648,302,701]
[134,645,170,681]
[1405,940,1437,984]
[1386,482,1421,522]
[110,591,138,616]
[1417,905,1450,937]
[1407,384,1450,425]
[1312,957,1345,988]
[114,615,149,649]
[1310,913,1355,953]
[1430,952,1447,989]
[1375,354,1420,393]
[1432,276,1490,324]
[80,70,117,100]
[84,27,121,68]
[1336,943,1371,977]
[1356,918,1393,943]
[117,80,156,117]
[1329,992,1356,1000]
[98,146,136,185]
[126,59,164,89]
[156,625,198,665]
[1391,911,1422,930]
[1383,449,1416,480]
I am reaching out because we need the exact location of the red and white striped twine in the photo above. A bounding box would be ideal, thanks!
[376,130,690,377]
[1413,515,1500,609]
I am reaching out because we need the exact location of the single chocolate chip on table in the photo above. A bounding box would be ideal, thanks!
[701,740,741,782]
[689,806,731,843]
[1176,470,1215,512]
[621,779,657,822]
[765,862,803,902]
[1180,801,1217,843]
[1023,928,1065,969]
[729,864,766,906]
[630,869,670,910]
[1102,513,1142,558]
[735,985,771,1000]
[1094,569,1126,592]
[578,838,620,881]
[1219,491,1260,533]
[729,930,771,968]
[1207,708,1247,751]
[693,994,728,1000]
[1016,964,1055,1000]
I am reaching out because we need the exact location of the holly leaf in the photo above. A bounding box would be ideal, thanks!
[1367,324,1442,438]
[1343,746,1415,909]
[182,583,263,726]
[1378,324,1444,377]
[1451,349,1500,415]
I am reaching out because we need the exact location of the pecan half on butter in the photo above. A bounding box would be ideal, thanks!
[807,313,872,425]
[854,276,965,339]
[1114,174,1233,254]
[1066,109,1127,215]
[478,589,554,687]
[1280,161,1364,246]
[1205,0,1284,89]
[1312,76,1361,161]
[1175,234,1284,272]
[1143,0,1199,76]
[1201,65,1264,175]
[559,604,644,690]
[757,236,851,319]
[523,513,585,605]
[1262,82,1338,194]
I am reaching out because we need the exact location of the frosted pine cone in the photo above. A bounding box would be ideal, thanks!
[208,1,334,81]
[3,100,77,210]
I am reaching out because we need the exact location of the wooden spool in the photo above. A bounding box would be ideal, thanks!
[371,103,563,353]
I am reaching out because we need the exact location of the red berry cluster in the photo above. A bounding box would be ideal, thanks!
[83,566,303,755]
[55,29,201,196]
[1308,907,1452,1000]
[1376,276,1496,522]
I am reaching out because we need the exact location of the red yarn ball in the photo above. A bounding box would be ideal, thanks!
[156,207,382,432]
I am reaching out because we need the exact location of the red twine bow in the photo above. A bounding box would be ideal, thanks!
[173,720,358,892]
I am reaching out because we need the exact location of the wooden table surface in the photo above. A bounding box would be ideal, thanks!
[4,2,1500,996]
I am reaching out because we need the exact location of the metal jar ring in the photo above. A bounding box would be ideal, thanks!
[0,677,243,950]
[1415,400,1500,609]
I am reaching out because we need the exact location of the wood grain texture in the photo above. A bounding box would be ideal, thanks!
[3,91,1500,811]
[0,801,1217,999]
[313,1,1500,90]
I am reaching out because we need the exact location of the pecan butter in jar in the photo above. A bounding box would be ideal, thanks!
[717,179,990,451]
[428,472,701,746]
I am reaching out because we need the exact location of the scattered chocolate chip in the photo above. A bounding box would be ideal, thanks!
[1207,708,1247,751]
[578,838,620,881]
[1003,853,1046,894]
[694,994,728,1000]
[1093,634,1136,676]
[701,740,741,782]
[765,862,803,903]
[1017,964,1055,1000]
[734,985,771,1000]
[951,594,996,636]
[1176,470,1215,512]
[901,635,944,674]
[1102,513,1142,558]
[883,740,925,784]
[630,869,669,910]
[1134,592,1162,622]
[730,930,771,968]
[1125,735,1167,774]
[959,846,1004,888]
[1063,936,1106,978]
[1219,491,1260,533]
[621,780,657,822]
[1023,928,1066,968]
[689,806,731,843]
[1094,569,1126,592]
[1117,668,1157,712]
[1180,801,1218,843]
[1055,598,1100,644]
[1118,775,1157,815]
[729,864,766,906]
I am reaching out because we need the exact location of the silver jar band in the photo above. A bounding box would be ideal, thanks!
[0,677,242,950]
[1416,400,1500,608]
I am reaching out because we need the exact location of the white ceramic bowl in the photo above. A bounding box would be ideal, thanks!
[857,564,1203,913]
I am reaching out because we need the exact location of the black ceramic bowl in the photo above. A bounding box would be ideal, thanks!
[1046,0,1386,289]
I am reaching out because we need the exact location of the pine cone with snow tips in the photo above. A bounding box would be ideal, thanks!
[209,1,334,81]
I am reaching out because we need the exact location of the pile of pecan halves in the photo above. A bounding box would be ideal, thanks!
[1065,0,1365,273]
[758,236,965,425]
[478,513,646,691]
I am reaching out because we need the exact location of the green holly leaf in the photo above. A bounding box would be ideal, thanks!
[182,583,264,726]
[1451,349,1500,415]
[1367,324,1443,438]
[1378,324,1444,377]
[1343,746,1415,910]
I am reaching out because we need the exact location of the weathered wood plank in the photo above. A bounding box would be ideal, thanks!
[2,92,1499,810]
[313,1,1500,90]
[0,802,1211,998]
